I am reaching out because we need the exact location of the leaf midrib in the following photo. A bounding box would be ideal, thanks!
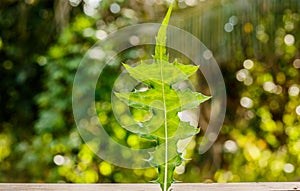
[155,4,173,191]
[159,59,168,191]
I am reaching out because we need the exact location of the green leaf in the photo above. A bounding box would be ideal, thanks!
[123,60,199,85]
[156,156,182,191]
[115,88,210,112]
[114,3,210,191]
[154,2,173,62]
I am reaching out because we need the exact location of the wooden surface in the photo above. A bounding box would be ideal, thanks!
[0,183,300,191]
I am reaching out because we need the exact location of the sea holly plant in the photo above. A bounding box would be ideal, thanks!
[114,4,210,191]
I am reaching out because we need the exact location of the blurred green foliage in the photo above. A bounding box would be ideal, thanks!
[0,0,300,183]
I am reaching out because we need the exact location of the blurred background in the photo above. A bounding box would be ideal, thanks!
[0,0,300,183]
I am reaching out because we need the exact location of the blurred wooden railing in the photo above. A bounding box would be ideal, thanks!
[0,183,300,191]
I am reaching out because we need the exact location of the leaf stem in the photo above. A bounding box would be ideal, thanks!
[158,4,173,191]
[160,61,168,191]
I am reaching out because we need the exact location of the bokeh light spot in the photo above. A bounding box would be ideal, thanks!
[240,97,253,108]
[296,105,300,116]
[83,28,94,37]
[293,59,300,69]
[185,0,197,6]
[3,60,13,70]
[84,4,97,16]
[110,3,121,14]
[284,34,295,46]
[69,0,81,7]
[88,47,105,60]
[127,134,139,147]
[99,161,113,176]
[86,0,101,8]
[96,30,108,40]
[0,37,3,50]
[175,164,186,174]
[203,50,213,60]
[37,56,47,66]
[129,35,140,46]
[224,140,238,153]
[53,155,65,166]
[288,84,300,96]
[236,69,249,82]
[243,59,254,69]
[229,16,238,25]
[283,163,295,173]
[25,0,35,5]
[244,77,253,86]
[224,23,234,32]
[263,81,276,93]
[244,22,253,33]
